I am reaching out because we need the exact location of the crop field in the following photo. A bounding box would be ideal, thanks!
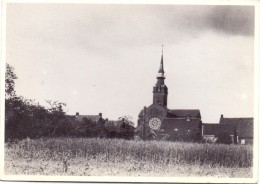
[5,138,253,177]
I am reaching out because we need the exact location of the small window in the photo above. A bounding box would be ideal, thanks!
[241,139,245,144]
[187,116,190,121]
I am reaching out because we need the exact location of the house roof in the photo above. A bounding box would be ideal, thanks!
[139,109,201,118]
[168,109,201,118]
[161,118,201,130]
[105,120,121,127]
[220,117,253,124]
[75,115,101,123]
[105,120,135,128]
[219,118,253,138]
[203,123,236,135]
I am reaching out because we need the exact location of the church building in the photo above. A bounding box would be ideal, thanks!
[136,49,202,141]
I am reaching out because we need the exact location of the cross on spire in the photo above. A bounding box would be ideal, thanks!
[162,44,164,55]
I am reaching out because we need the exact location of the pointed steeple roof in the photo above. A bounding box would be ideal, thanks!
[158,45,164,74]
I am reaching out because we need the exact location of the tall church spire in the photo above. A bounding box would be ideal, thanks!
[153,45,168,107]
[158,45,164,74]
[157,45,165,79]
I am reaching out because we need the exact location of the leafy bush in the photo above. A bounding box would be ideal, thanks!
[5,96,68,140]
[104,120,134,139]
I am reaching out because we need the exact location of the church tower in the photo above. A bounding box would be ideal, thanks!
[153,46,168,107]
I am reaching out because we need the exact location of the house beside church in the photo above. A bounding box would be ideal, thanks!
[219,115,253,144]
[202,123,236,143]
[74,112,104,124]
[202,115,253,144]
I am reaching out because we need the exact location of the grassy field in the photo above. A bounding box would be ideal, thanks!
[4,138,253,177]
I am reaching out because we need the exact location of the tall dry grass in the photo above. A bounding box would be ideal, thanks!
[6,138,252,168]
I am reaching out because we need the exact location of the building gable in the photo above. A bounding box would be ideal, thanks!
[167,109,201,119]
[161,118,201,134]
[73,113,103,123]
[75,115,101,123]
[219,117,253,138]
[202,123,236,136]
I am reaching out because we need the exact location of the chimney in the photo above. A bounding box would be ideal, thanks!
[221,114,224,119]
[76,112,79,116]
[99,113,102,118]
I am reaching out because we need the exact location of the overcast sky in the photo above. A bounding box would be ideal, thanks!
[6,4,254,124]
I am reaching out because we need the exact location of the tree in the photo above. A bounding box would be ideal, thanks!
[5,64,69,141]
[118,115,135,127]
[5,64,17,98]
[118,116,135,139]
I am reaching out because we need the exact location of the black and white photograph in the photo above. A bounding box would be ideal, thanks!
[1,0,259,182]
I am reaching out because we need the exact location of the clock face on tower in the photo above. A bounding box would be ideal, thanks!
[149,117,161,130]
